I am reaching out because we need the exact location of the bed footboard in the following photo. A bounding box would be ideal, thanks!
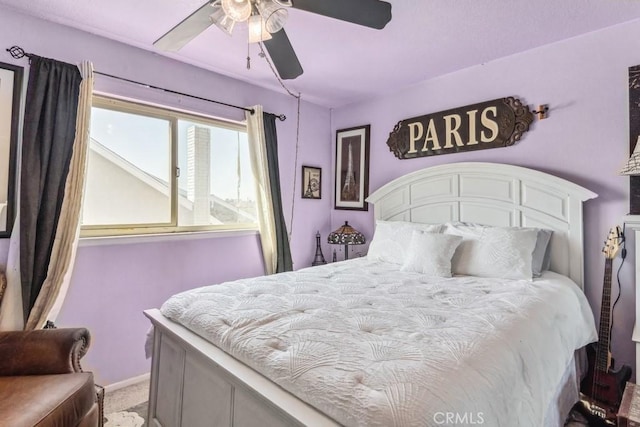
[144,309,338,427]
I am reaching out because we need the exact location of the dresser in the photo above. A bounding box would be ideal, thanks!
[624,215,640,377]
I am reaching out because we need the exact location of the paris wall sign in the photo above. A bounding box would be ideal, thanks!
[386,97,534,160]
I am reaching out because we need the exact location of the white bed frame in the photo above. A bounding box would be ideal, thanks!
[144,162,597,427]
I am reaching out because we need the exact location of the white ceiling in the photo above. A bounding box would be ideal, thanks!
[2,0,640,107]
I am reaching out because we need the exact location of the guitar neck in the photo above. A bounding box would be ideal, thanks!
[596,258,613,371]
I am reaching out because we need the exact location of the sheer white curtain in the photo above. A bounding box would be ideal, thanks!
[246,105,278,275]
[0,215,23,329]
[27,61,93,329]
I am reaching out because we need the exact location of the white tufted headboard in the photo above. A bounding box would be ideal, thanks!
[366,162,597,289]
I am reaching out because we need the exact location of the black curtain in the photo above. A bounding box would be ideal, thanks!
[263,112,293,273]
[20,56,81,322]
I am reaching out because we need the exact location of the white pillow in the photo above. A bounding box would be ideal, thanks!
[400,231,463,277]
[445,223,538,280]
[368,220,444,265]
[532,228,553,277]
[445,222,553,277]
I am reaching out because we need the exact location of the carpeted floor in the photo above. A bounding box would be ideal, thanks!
[104,402,147,427]
[103,378,149,427]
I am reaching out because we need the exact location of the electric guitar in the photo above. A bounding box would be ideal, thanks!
[579,226,632,423]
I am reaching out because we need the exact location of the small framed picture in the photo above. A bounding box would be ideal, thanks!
[301,166,321,199]
[335,125,370,211]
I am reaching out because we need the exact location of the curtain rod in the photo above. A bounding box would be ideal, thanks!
[6,45,286,121]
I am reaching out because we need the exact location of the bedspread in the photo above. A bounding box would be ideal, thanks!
[160,258,597,427]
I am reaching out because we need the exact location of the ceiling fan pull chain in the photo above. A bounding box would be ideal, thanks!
[288,93,302,244]
[246,42,251,70]
[258,41,299,99]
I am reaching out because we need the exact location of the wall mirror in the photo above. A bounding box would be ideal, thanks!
[0,62,23,237]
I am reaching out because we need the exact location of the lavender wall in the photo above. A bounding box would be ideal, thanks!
[60,233,266,385]
[0,8,333,385]
[332,20,640,376]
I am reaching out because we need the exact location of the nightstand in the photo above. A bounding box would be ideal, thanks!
[618,382,640,426]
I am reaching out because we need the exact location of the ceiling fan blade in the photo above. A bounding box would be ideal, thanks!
[263,29,304,80]
[291,0,391,29]
[154,2,215,51]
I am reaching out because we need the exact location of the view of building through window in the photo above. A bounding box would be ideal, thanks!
[176,119,256,227]
[81,97,257,235]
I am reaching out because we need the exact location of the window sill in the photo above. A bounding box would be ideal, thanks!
[79,229,259,247]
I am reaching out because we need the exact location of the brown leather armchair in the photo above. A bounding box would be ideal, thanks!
[0,328,101,427]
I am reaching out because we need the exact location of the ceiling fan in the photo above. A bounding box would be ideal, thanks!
[154,0,392,80]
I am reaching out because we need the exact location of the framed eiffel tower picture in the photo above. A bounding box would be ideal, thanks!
[302,166,321,199]
[335,125,370,211]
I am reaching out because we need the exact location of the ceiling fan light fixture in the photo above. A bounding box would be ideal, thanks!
[221,0,252,22]
[256,0,288,33]
[248,15,273,43]
[210,1,236,35]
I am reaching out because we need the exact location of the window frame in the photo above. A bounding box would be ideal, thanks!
[81,95,257,237]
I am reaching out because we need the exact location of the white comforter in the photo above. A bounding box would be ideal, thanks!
[161,258,597,427]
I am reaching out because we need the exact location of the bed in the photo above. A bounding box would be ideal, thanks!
[144,162,598,427]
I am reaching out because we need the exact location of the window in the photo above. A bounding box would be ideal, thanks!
[81,96,257,236]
